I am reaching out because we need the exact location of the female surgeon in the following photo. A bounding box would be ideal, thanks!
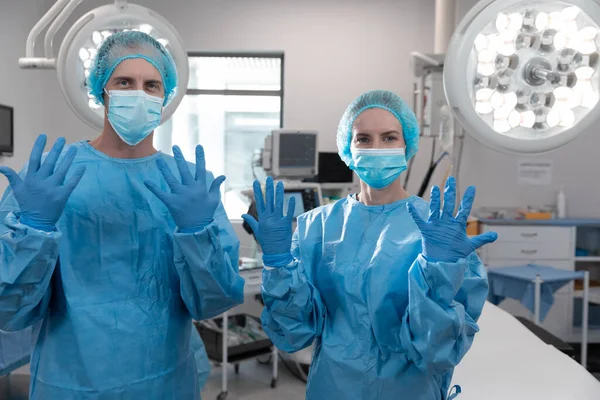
[242,90,498,400]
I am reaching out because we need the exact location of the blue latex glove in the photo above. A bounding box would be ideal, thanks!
[408,176,498,263]
[0,134,85,232]
[145,145,225,233]
[242,177,295,267]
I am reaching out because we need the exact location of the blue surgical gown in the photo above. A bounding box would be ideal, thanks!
[261,195,488,400]
[0,141,245,400]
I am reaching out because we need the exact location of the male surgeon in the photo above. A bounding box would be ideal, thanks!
[0,31,244,399]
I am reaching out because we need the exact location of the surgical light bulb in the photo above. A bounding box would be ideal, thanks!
[508,110,521,127]
[547,108,560,127]
[496,13,509,31]
[559,108,576,127]
[576,66,594,80]
[554,31,567,49]
[477,62,495,76]
[577,27,598,54]
[474,34,488,52]
[508,109,536,128]
[548,12,563,29]
[495,105,512,120]
[553,86,581,109]
[504,92,518,109]
[493,119,511,133]
[508,13,524,31]
[475,88,494,114]
[490,91,504,109]
[574,80,599,108]
[561,6,581,22]
[581,89,599,108]
[78,48,89,62]
[580,26,598,40]
[92,31,102,46]
[139,24,153,34]
[536,12,549,30]
[521,110,536,128]
[476,102,494,114]
[477,50,496,63]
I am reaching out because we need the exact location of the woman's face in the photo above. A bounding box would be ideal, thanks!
[351,108,405,150]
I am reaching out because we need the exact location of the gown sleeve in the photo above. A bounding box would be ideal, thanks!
[0,172,61,332]
[172,172,245,321]
[398,252,488,375]
[260,220,327,353]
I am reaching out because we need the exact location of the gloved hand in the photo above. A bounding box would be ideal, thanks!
[242,177,295,267]
[145,145,225,233]
[408,176,498,263]
[0,134,85,232]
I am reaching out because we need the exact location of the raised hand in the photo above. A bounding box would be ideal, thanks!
[145,145,225,233]
[408,176,498,263]
[242,177,295,267]
[0,134,85,231]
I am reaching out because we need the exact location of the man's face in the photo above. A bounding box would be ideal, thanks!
[103,58,164,106]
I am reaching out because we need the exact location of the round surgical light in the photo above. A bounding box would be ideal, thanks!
[444,0,600,153]
[56,3,189,131]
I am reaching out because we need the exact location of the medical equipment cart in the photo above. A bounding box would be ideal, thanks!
[196,265,278,400]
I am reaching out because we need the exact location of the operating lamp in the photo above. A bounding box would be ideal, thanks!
[18,0,189,131]
[442,0,600,153]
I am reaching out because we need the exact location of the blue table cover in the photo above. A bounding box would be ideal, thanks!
[488,264,584,322]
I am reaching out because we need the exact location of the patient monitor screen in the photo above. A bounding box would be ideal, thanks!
[279,133,316,168]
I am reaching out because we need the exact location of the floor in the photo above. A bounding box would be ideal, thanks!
[201,360,306,400]
[5,360,600,400]
[5,360,306,400]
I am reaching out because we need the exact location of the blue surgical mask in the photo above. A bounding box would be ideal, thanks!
[106,90,163,146]
[351,148,407,189]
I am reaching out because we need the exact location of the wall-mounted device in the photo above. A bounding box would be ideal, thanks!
[0,104,14,156]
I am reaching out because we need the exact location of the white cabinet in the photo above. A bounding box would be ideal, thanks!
[480,224,576,341]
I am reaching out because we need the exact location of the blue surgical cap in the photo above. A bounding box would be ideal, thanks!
[336,90,420,167]
[88,31,178,106]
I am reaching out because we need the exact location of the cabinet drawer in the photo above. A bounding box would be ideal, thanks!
[484,240,572,260]
[483,225,573,245]
[485,259,574,271]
